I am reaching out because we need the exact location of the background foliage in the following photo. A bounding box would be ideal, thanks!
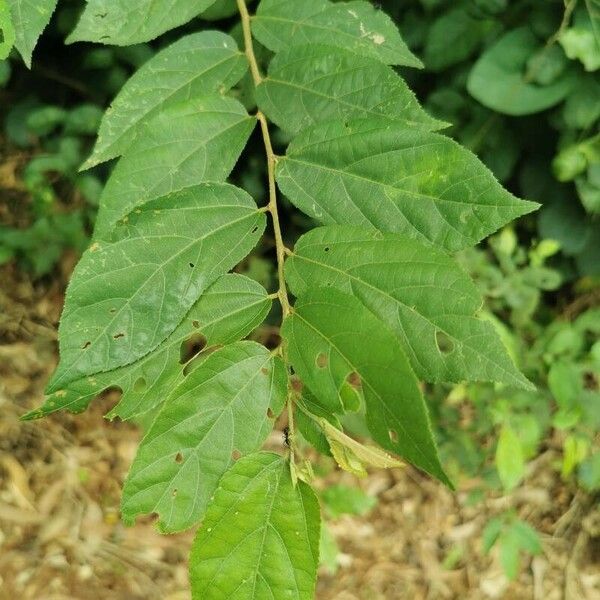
[0,0,598,585]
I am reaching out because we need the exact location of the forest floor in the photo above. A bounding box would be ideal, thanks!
[0,261,599,600]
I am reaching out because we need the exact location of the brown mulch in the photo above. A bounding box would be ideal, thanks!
[1,261,599,600]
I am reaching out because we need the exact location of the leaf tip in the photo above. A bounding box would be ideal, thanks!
[79,156,97,172]
[408,56,425,70]
[20,409,43,422]
[517,375,537,393]
[521,199,542,215]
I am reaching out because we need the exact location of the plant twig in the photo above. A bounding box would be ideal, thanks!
[236,0,291,319]
[257,112,291,317]
[236,0,262,86]
[237,0,296,469]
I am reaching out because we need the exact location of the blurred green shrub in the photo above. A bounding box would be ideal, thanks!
[0,99,103,275]
[382,0,600,277]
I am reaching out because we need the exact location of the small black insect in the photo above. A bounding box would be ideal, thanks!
[283,426,291,447]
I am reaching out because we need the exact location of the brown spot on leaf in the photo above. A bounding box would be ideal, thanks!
[347,371,362,388]
[291,377,303,393]
[179,333,207,364]
[316,353,328,368]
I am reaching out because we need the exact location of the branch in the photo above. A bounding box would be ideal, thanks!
[237,0,296,471]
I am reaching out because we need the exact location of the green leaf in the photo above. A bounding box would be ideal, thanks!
[511,520,541,555]
[468,28,576,115]
[26,105,66,135]
[122,344,287,532]
[482,516,503,554]
[6,0,57,66]
[500,530,521,580]
[585,0,600,50]
[554,145,589,182]
[564,75,600,129]
[295,393,340,457]
[321,484,377,518]
[286,225,532,388]
[189,452,320,600]
[201,0,238,21]
[282,287,450,485]
[424,7,488,71]
[495,426,525,491]
[252,0,422,68]
[0,0,15,60]
[578,451,600,491]
[327,437,368,477]
[560,8,600,71]
[84,32,248,169]
[256,44,443,136]
[561,435,589,477]
[320,417,405,476]
[548,361,581,410]
[526,44,569,86]
[67,0,219,46]
[23,274,271,421]
[94,95,255,238]
[577,228,600,276]
[577,176,600,214]
[277,117,538,252]
[46,183,265,393]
